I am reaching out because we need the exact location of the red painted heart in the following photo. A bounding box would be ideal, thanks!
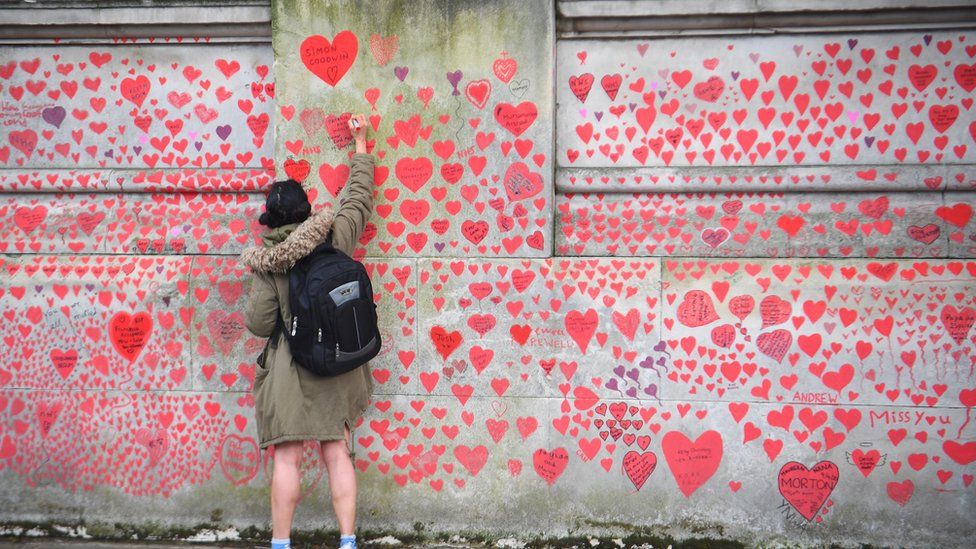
[300,31,359,87]
[777,461,838,521]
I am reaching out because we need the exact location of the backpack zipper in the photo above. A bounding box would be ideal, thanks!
[353,306,362,348]
[290,316,297,336]
[310,295,332,351]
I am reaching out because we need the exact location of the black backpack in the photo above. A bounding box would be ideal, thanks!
[272,235,381,376]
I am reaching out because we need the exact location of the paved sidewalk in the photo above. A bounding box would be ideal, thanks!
[0,540,483,549]
[0,542,240,548]
[0,542,249,549]
[0,535,670,549]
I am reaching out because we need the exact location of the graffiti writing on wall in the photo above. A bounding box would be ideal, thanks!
[559,33,976,167]
[556,193,976,258]
[0,7,974,542]
[0,44,273,171]
[273,0,554,257]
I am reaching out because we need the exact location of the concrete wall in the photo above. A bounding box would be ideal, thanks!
[0,36,279,529]
[549,23,976,547]
[272,0,554,258]
[1,1,975,547]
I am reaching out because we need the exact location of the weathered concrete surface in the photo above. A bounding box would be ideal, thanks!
[945,192,976,257]
[415,258,662,402]
[556,191,962,258]
[5,243,970,545]
[0,3,269,28]
[557,32,976,169]
[272,0,554,257]
[0,169,273,193]
[0,255,193,393]
[0,390,240,500]
[558,0,976,18]
[0,193,262,255]
[547,400,974,548]
[558,164,976,192]
[544,22,976,547]
[661,259,976,407]
[0,254,414,396]
[0,44,273,170]
[0,3,975,549]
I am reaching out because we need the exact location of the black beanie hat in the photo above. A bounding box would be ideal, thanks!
[259,179,311,228]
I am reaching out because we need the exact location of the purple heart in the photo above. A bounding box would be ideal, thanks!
[434,242,445,252]
[657,90,666,99]
[195,141,203,151]
[133,146,142,155]
[594,112,603,122]
[394,66,409,82]
[847,39,858,50]
[653,341,666,352]
[644,384,658,397]
[625,387,638,398]
[85,284,95,291]
[626,368,640,382]
[731,71,740,80]
[446,70,463,95]
[864,136,875,148]
[923,35,932,46]
[639,356,655,369]
[104,149,114,158]
[613,365,625,378]
[216,125,232,140]
[42,106,66,128]
[34,285,43,293]
[606,379,619,391]
[629,103,637,112]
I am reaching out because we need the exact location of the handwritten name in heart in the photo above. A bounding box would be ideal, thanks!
[301,31,359,87]
[109,311,152,362]
[778,461,839,521]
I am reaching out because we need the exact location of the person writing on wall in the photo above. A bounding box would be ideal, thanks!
[241,114,374,549]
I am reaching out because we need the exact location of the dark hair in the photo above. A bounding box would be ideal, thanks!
[259,179,311,228]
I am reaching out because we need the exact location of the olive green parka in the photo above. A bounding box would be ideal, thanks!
[241,153,374,449]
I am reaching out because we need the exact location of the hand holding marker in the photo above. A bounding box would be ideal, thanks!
[348,114,368,154]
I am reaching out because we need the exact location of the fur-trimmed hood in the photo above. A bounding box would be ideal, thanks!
[240,208,334,273]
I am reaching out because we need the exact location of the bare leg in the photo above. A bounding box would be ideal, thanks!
[321,428,357,536]
[271,441,305,540]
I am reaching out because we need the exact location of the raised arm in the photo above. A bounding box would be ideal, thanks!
[329,114,375,256]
